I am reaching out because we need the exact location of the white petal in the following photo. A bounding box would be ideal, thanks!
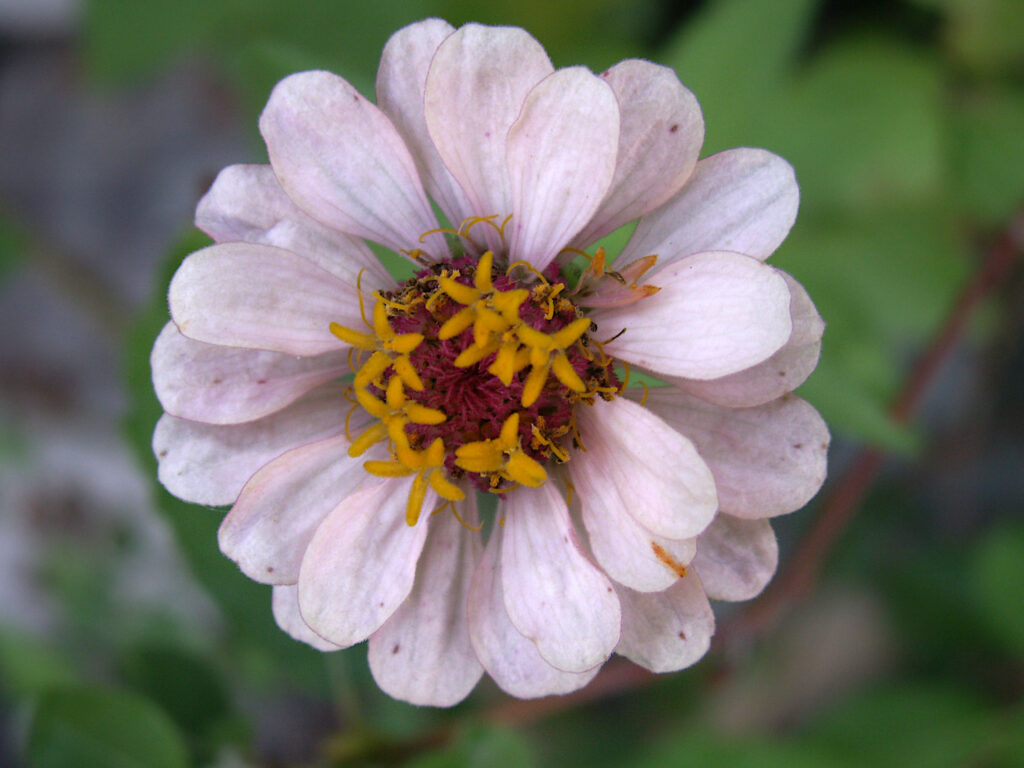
[194,163,393,291]
[572,60,703,247]
[616,574,715,673]
[376,19,476,231]
[168,242,359,356]
[575,397,717,540]
[259,71,445,258]
[218,431,377,585]
[506,67,619,271]
[575,478,697,594]
[368,497,484,706]
[424,23,553,253]
[272,585,341,652]
[670,273,824,406]
[467,524,599,698]
[642,388,829,519]
[693,515,778,602]
[618,148,799,270]
[594,251,792,380]
[298,478,433,648]
[151,322,347,425]
[153,383,346,506]
[501,482,620,673]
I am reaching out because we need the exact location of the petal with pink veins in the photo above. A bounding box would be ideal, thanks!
[368,496,484,706]
[668,273,824,406]
[617,148,799,271]
[152,383,346,506]
[298,478,433,648]
[272,585,341,652]
[424,24,553,253]
[219,431,379,585]
[594,251,792,380]
[575,397,717,540]
[194,163,393,290]
[506,67,619,271]
[169,242,361,356]
[501,482,621,673]
[616,574,715,673]
[572,60,703,247]
[259,71,446,259]
[376,19,476,233]
[151,322,348,425]
[641,388,829,519]
[468,524,599,698]
[693,515,778,602]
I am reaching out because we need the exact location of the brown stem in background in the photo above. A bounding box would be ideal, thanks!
[471,204,1024,728]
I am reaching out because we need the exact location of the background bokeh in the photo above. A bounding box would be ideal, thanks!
[1,0,1023,766]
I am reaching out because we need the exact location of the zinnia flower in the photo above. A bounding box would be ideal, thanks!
[152,19,828,705]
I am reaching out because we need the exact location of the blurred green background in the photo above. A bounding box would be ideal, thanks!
[0,0,1022,766]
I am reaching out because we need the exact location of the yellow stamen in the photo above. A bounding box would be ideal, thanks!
[364,460,415,477]
[439,307,476,339]
[505,451,547,487]
[474,251,494,292]
[551,352,585,393]
[330,322,376,350]
[438,276,479,306]
[349,421,388,457]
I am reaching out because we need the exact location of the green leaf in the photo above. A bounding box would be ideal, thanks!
[968,522,1024,659]
[951,87,1024,225]
[659,0,819,152]
[119,645,231,739]
[805,684,995,768]
[26,687,189,768]
[766,37,945,211]
[404,724,537,768]
[635,729,842,768]
[0,630,79,698]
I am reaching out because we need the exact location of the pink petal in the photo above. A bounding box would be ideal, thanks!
[376,19,476,232]
[272,585,341,652]
[467,524,599,698]
[153,383,346,506]
[572,60,703,247]
[259,71,446,259]
[501,482,620,673]
[575,481,697,594]
[368,496,484,706]
[218,431,378,585]
[618,148,799,271]
[297,478,433,648]
[194,163,392,291]
[506,67,620,271]
[641,388,829,519]
[424,24,553,253]
[693,515,778,602]
[616,574,715,673]
[669,272,824,406]
[594,251,792,380]
[151,322,347,425]
[168,242,360,356]
[575,397,717,540]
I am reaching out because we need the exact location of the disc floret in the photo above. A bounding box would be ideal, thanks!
[331,251,621,524]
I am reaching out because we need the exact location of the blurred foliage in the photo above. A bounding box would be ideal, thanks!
[5,0,1019,766]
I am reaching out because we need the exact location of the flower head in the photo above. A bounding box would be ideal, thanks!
[152,19,829,705]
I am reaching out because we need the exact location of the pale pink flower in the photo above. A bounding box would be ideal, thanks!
[152,19,829,705]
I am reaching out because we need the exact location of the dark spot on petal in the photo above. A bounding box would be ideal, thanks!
[379,601,385,607]
[266,566,274,573]
[678,630,687,640]
[669,123,679,133]
[778,370,787,377]
[211,378,222,385]
[256,379,268,385]
[392,643,400,654]
[607,587,613,593]
[793,443,803,450]
[158,450,168,458]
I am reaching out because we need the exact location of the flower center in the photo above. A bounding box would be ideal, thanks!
[330,251,621,525]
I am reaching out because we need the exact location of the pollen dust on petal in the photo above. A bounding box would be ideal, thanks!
[650,542,687,579]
